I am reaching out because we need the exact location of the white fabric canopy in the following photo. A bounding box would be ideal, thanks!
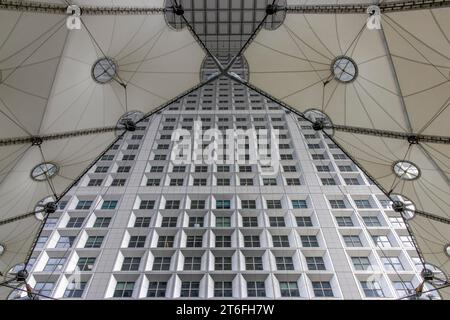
[245,6,450,297]
[0,1,205,293]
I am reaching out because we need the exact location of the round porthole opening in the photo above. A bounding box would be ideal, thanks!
[393,160,420,181]
[31,163,58,182]
[92,58,117,84]
[331,56,358,83]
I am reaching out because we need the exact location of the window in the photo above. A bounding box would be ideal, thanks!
[269,217,285,227]
[161,217,177,227]
[153,257,171,270]
[190,200,205,210]
[352,257,372,271]
[147,282,167,298]
[193,178,207,186]
[121,257,141,271]
[301,235,319,247]
[117,166,131,173]
[247,281,265,297]
[95,166,109,173]
[76,200,92,210]
[217,165,230,172]
[306,257,326,270]
[316,165,330,172]
[276,257,294,270]
[244,235,260,247]
[283,165,296,172]
[296,216,313,227]
[308,143,320,149]
[44,257,66,272]
[354,199,372,209]
[263,178,277,186]
[216,216,231,227]
[153,155,166,160]
[165,200,180,209]
[56,236,75,248]
[344,178,360,185]
[363,216,381,227]
[122,154,135,161]
[189,216,204,227]
[93,217,111,228]
[184,257,201,270]
[215,235,231,248]
[101,154,114,161]
[113,282,134,298]
[215,256,232,270]
[400,235,414,247]
[101,200,117,210]
[240,178,253,186]
[77,257,96,271]
[139,200,155,210]
[393,281,414,297]
[272,235,290,247]
[335,216,353,227]
[239,166,252,172]
[64,282,86,298]
[333,154,347,160]
[381,257,404,271]
[372,235,392,248]
[146,179,160,186]
[157,236,174,248]
[292,200,307,209]
[180,282,200,297]
[34,282,54,297]
[266,200,282,209]
[321,178,336,185]
[134,217,151,228]
[186,235,203,247]
[216,178,230,186]
[338,165,353,172]
[128,236,146,248]
[85,236,104,248]
[343,235,363,247]
[329,199,346,209]
[286,178,301,185]
[241,200,256,209]
[312,281,333,297]
[389,217,405,228]
[242,216,258,227]
[214,282,232,297]
[195,166,208,173]
[88,179,103,187]
[111,178,126,186]
[127,144,139,150]
[216,200,230,209]
[170,178,184,186]
[67,217,84,228]
[361,281,384,298]
[246,256,263,270]
[150,166,164,173]
[280,282,300,297]
[311,154,325,160]
[36,236,48,249]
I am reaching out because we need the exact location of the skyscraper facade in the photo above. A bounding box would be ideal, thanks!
[18,55,434,300]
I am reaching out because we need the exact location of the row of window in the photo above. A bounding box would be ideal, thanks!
[30,277,421,299]
[36,231,414,251]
